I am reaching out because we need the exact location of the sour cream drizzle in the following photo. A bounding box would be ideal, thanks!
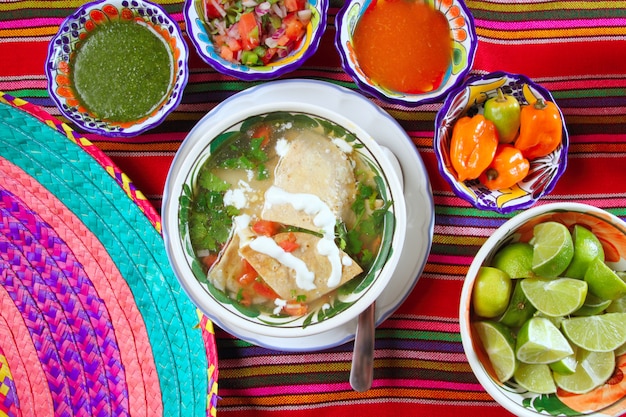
[264,186,335,238]
[263,185,344,288]
[249,236,317,291]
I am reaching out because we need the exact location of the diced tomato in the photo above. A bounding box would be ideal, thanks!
[252,280,280,299]
[252,124,272,148]
[219,45,234,61]
[260,47,278,65]
[203,0,224,19]
[201,253,219,269]
[238,259,259,286]
[284,302,308,316]
[283,13,305,41]
[252,219,281,236]
[276,35,291,47]
[238,12,260,51]
[238,290,252,306]
[284,0,306,12]
[278,232,299,252]
[226,37,242,52]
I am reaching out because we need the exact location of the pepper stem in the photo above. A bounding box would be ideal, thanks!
[486,168,499,181]
[495,88,507,102]
[533,97,547,110]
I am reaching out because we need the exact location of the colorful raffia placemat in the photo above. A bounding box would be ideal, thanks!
[0,92,218,417]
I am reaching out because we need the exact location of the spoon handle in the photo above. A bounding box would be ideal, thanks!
[350,302,376,392]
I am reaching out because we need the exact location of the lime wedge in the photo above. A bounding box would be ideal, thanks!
[554,349,615,394]
[615,342,626,357]
[573,293,612,316]
[564,225,605,279]
[516,317,574,364]
[584,258,626,300]
[520,277,587,317]
[472,267,512,318]
[474,321,517,382]
[561,312,626,352]
[492,242,535,279]
[531,222,574,278]
[499,281,537,328]
[514,362,557,394]
[607,295,626,313]
[550,344,578,375]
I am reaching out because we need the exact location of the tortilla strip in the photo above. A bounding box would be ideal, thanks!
[262,131,357,231]
[239,232,363,302]
[207,232,242,294]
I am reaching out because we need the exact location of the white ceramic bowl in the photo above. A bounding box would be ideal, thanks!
[335,0,477,106]
[183,0,327,80]
[162,79,407,345]
[460,202,626,416]
[45,0,189,137]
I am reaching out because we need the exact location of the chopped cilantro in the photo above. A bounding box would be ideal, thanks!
[198,171,230,192]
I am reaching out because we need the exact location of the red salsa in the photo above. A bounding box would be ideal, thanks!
[352,0,453,94]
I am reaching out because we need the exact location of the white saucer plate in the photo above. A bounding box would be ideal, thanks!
[167,79,435,351]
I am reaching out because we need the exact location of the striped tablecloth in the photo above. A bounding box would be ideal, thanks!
[2,1,626,416]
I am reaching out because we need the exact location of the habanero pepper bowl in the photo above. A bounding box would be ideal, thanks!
[183,0,327,81]
[460,202,626,417]
[45,0,189,137]
[161,80,408,348]
[433,71,569,214]
[335,0,477,106]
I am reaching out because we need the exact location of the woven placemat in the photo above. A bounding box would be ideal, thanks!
[0,93,218,417]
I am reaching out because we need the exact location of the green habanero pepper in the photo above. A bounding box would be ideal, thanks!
[484,88,521,144]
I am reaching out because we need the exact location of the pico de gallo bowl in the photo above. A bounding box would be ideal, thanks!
[183,0,327,80]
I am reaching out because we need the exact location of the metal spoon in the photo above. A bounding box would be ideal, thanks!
[349,302,376,392]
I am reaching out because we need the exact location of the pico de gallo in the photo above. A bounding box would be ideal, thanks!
[201,0,311,66]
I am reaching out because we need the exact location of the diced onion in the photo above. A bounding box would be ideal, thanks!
[271,3,286,18]
[210,0,227,17]
[255,1,271,15]
[265,37,279,48]
[296,9,312,23]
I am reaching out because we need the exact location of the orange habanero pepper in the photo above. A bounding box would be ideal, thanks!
[450,114,498,181]
[480,145,530,190]
[514,98,563,160]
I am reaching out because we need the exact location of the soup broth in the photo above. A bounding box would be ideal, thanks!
[185,112,393,318]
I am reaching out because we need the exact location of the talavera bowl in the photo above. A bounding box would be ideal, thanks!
[45,0,189,137]
[335,0,477,106]
[460,202,626,417]
[183,0,328,80]
[434,71,569,214]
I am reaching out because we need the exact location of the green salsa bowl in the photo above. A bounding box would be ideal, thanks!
[45,0,189,137]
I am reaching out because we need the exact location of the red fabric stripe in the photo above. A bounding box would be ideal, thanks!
[0,42,49,77]
[473,40,626,78]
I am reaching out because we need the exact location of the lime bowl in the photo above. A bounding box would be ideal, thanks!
[460,202,626,417]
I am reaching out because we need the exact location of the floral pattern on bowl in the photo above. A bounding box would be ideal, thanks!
[434,72,569,214]
[335,0,477,106]
[45,0,189,137]
[175,111,401,331]
[183,0,327,81]
[461,203,626,417]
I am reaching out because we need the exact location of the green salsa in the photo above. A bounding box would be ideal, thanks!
[70,20,173,122]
